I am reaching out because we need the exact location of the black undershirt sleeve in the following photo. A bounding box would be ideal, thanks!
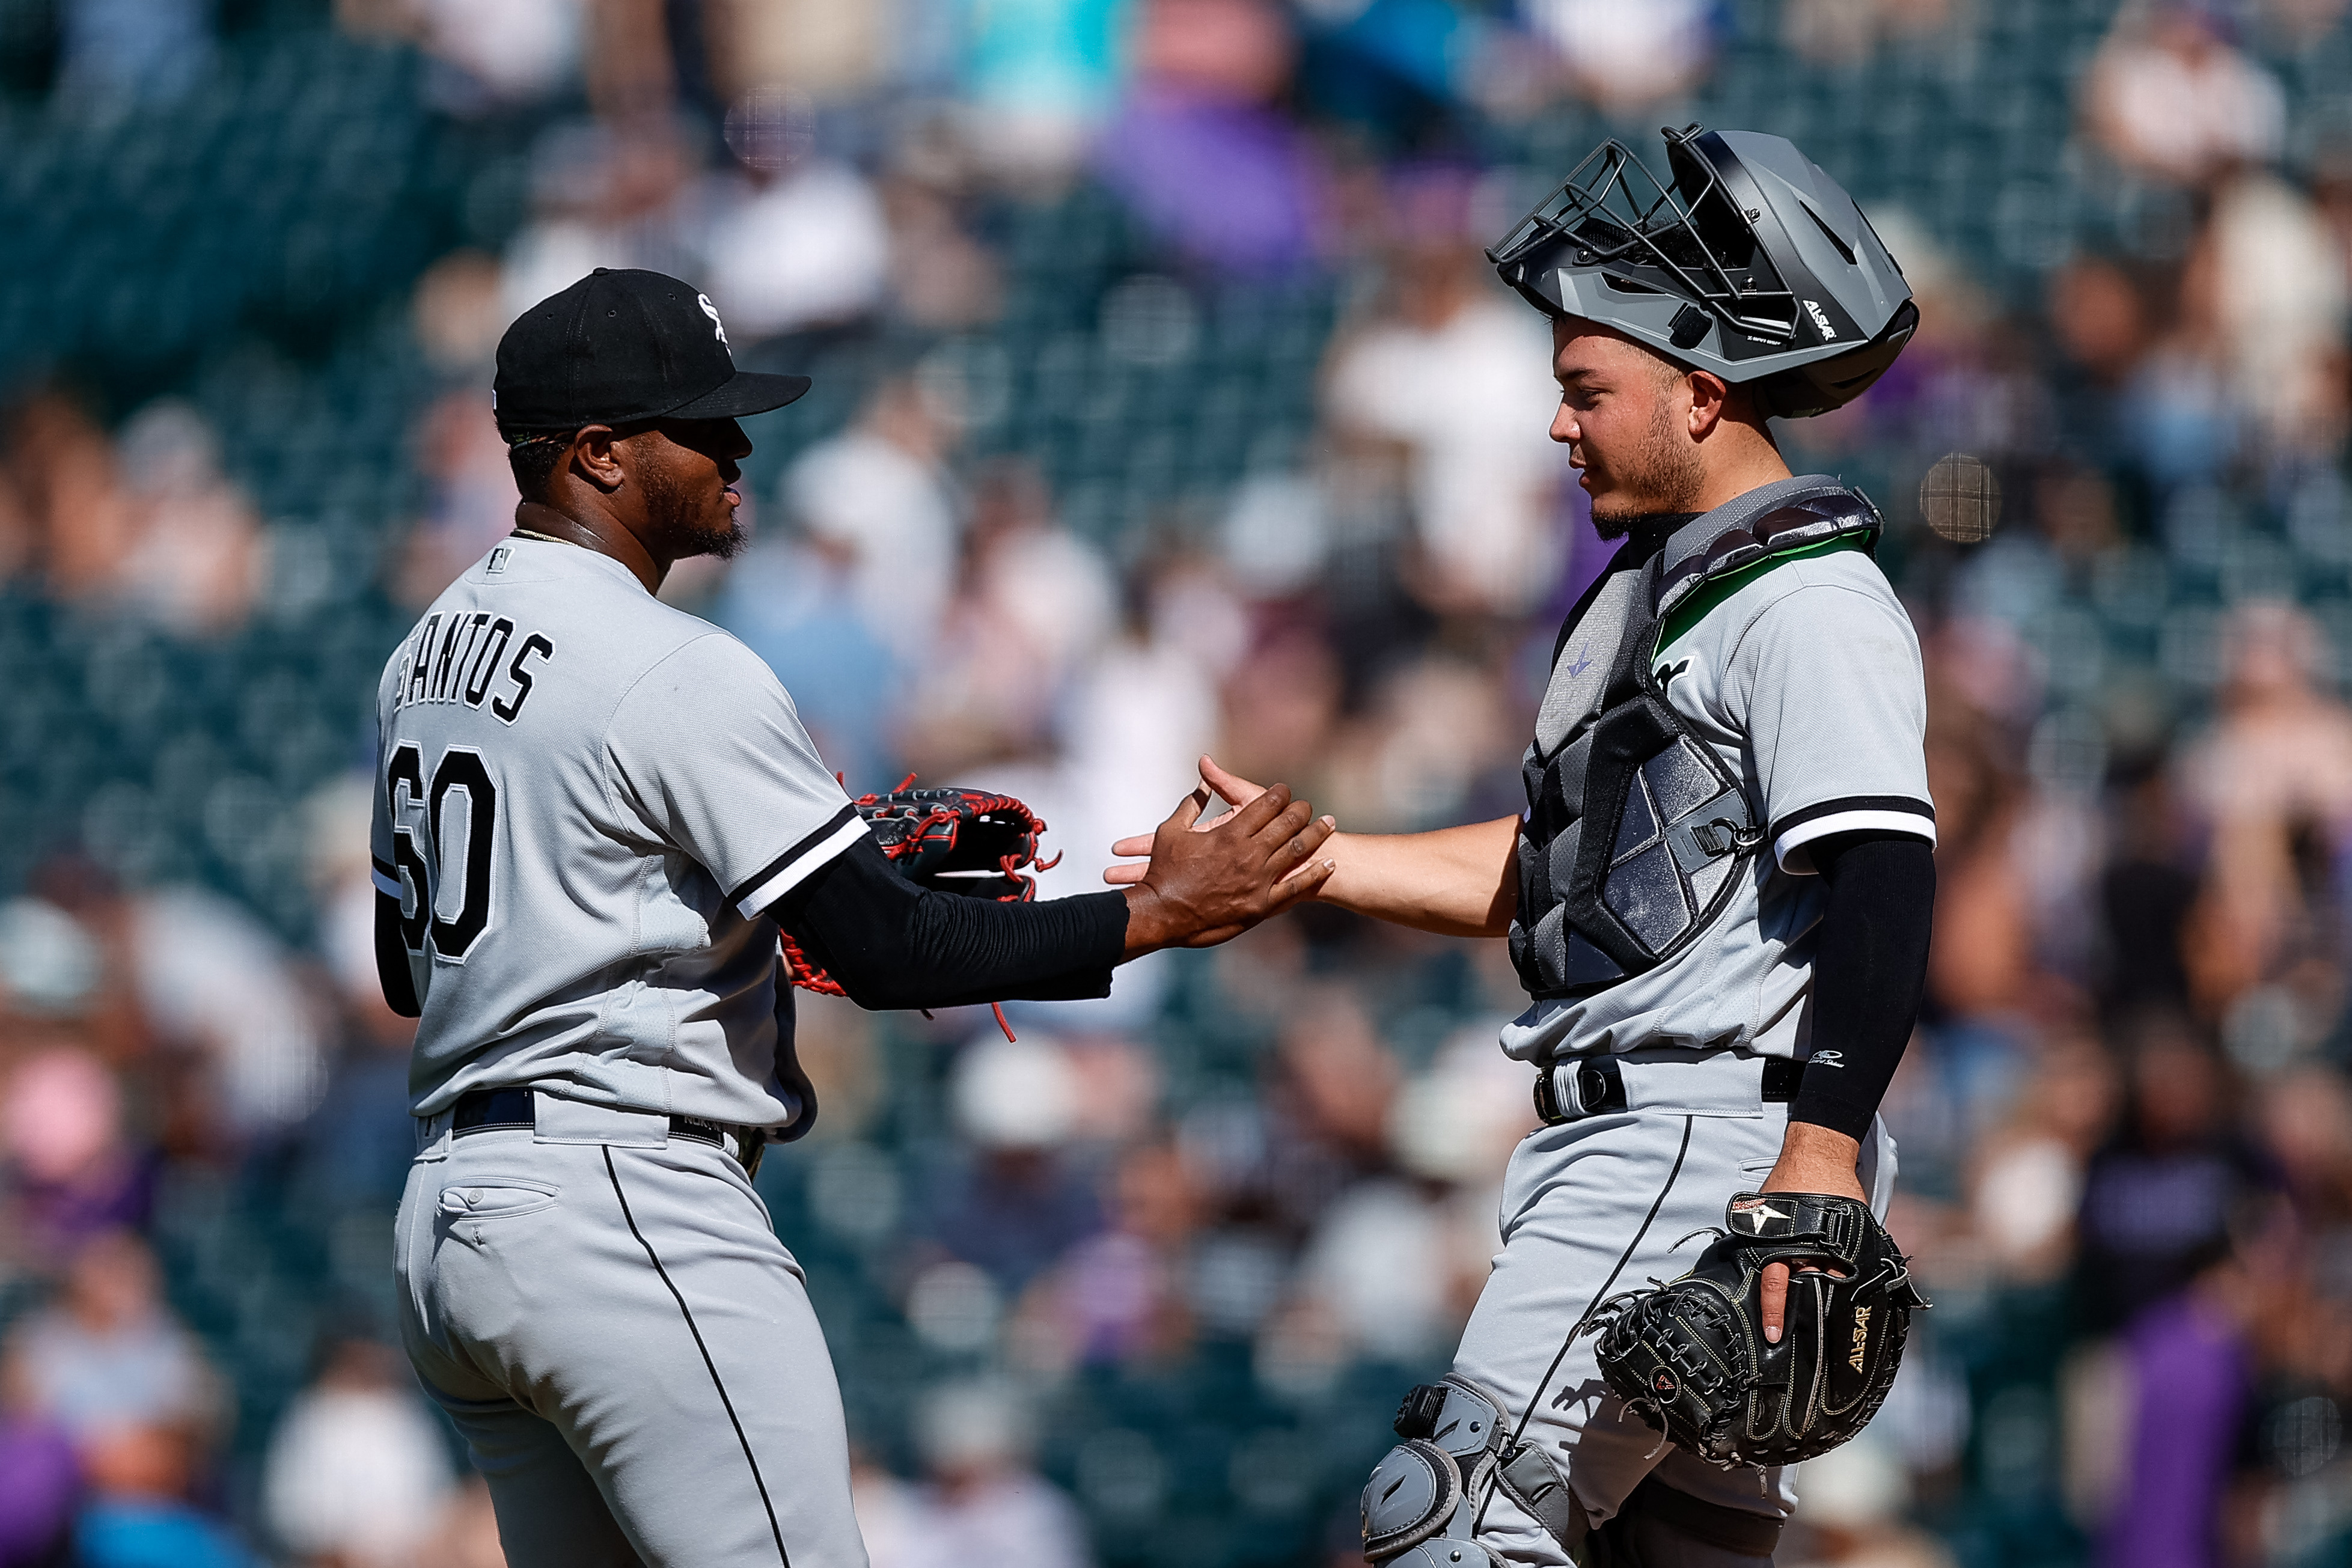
[768,836,1129,1011]
[374,892,421,1018]
[1789,830,1935,1140]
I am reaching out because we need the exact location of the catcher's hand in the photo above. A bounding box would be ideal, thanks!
[1589,1192,1926,1469]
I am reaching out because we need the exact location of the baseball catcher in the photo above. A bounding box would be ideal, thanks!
[1111,124,1933,1565]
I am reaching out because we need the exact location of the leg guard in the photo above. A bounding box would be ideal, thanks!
[1361,1377,1512,1567]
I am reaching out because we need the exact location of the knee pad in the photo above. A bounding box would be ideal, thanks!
[1361,1377,1509,1564]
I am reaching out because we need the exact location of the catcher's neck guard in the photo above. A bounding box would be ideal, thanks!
[1488,124,1916,418]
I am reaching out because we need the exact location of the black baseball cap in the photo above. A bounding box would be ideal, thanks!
[492,268,811,433]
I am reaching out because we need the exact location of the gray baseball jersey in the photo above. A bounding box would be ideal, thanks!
[1500,537,1934,1064]
[370,535,866,1130]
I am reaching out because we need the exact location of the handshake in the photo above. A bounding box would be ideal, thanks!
[1103,755,1337,957]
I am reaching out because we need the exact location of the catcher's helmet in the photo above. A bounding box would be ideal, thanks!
[1488,124,1916,418]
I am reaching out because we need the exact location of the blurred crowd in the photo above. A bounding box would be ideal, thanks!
[10,1,2352,1566]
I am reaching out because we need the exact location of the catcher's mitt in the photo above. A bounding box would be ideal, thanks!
[1589,1192,1926,1469]
[780,780,1060,1040]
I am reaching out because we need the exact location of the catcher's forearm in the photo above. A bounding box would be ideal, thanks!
[773,838,1125,1008]
[1791,831,1934,1139]
[1309,816,1520,938]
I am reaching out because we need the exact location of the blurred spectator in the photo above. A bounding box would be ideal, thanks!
[703,93,891,342]
[338,0,581,111]
[863,1383,1092,1568]
[4,1232,218,1444]
[0,397,260,635]
[1,1049,154,1264]
[2075,1023,2276,1335]
[712,529,905,790]
[128,888,325,1141]
[75,1423,255,1568]
[704,5,892,104]
[1026,1138,1199,1367]
[956,0,1129,181]
[111,402,263,638]
[2097,1268,2255,1568]
[2100,748,2201,1025]
[1323,169,1564,617]
[499,121,707,324]
[2085,7,2285,188]
[899,462,1116,775]
[0,1407,76,1568]
[2191,173,2349,458]
[400,384,519,608]
[780,376,961,662]
[1781,0,1954,66]
[1094,0,1322,276]
[929,1034,1102,1292]
[881,171,1006,330]
[1968,1037,2119,1283]
[409,251,510,377]
[1524,0,1717,114]
[2,394,138,609]
[0,898,103,1024]
[2178,603,2352,1018]
[262,1337,454,1568]
[1785,1431,1956,1566]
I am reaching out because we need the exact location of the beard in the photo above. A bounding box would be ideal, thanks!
[1588,393,1708,539]
[643,462,747,560]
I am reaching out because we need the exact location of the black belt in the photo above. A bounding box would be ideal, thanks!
[1533,1055,1804,1126]
[451,1088,766,1178]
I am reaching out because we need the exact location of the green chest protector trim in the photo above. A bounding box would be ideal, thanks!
[1508,477,1884,1001]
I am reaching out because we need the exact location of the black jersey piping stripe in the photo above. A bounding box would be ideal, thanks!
[726,802,863,909]
[1767,796,1934,843]
[1475,1114,1695,1539]
[1477,1114,1694,1531]
[603,1146,790,1567]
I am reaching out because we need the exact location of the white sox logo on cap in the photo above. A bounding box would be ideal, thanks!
[697,293,729,347]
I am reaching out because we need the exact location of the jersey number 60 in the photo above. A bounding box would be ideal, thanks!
[386,740,496,959]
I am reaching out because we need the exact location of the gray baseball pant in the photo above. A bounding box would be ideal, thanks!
[1454,1051,1896,1567]
[395,1099,867,1568]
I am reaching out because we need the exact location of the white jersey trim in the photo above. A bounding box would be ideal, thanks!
[1773,809,1937,873]
[731,813,869,918]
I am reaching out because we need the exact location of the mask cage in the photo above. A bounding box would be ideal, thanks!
[1487,126,1800,348]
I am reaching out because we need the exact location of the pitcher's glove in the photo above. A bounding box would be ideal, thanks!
[780,781,1060,1037]
[1589,1192,1926,1469]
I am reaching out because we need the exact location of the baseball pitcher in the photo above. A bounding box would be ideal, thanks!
[373,267,1336,1567]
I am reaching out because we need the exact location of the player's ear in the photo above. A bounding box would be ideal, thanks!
[1687,370,1732,441]
[572,424,626,492]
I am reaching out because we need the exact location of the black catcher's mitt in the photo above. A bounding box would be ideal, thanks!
[780,781,1060,1038]
[1589,1192,1926,1469]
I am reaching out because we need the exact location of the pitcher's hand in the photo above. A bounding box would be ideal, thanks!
[1120,778,1336,954]
[1105,757,1280,885]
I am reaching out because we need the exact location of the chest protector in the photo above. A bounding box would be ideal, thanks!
[1510,475,1883,1001]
